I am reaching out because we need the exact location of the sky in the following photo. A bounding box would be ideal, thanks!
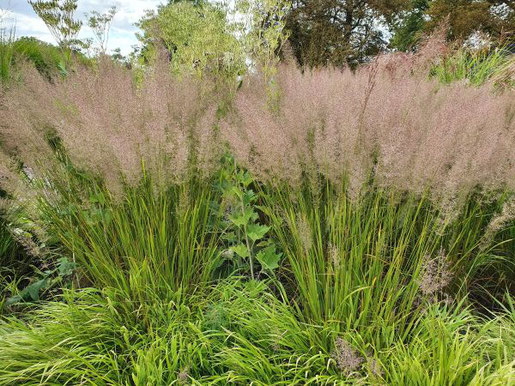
[0,0,165,55]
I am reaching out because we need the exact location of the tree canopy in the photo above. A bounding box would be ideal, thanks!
[391,0,514,51]
[285,0,411,68]
[137,1,246,78]
[286,0,514,68]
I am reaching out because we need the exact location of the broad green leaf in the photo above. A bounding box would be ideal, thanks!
[247,223,270,242]
[89,192,106,205]
[58,257,77,276]
[230,185,244,199]
[230,243,249,258]
[222,231,237,243]
[228,207,255,227]
[243,190,257,205]
[241,171,254,187]
[249,209,259,222]
[5,294,22,306]
[256,245,281,271]
[14,277,50,303]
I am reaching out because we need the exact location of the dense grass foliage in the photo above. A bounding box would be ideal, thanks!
[0,281,513,385]
[261,184,514,326]
[0,213,28,312]
[38,173,222,301]
[0,45,513,384]
[431,46,515,87]
[0,35,91,85]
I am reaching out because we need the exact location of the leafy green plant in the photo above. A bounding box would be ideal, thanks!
[137,1,246,79]
[217,155,282,278]
[0,206,36,314]
[5,257,76,306]
[234,0,290,77]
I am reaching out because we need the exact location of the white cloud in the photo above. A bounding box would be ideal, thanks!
[0,0,164,55]
[6,11,54,43]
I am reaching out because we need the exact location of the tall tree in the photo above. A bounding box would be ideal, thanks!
[28,0,82,50]
[391,0,515,51]
[426,0,514,42]
[137,2,245,78]
[86,6,117,55]
[235,0,291,77]
[286,0,409,68]
[389,0,429,51]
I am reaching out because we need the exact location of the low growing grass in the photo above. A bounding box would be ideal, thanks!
[0,280,513,385]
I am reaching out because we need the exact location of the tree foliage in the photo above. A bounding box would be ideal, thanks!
[28,0,82,50]
[391,0,515,51]
[389,0,429,51]
[285,0,514,66]
[235,0,291,77]
[285,0,410,68]
[86,6,117,55]
[137,1,246,78]
[426,0,514,42]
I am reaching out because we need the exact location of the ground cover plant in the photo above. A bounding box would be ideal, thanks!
[0,37,513,385]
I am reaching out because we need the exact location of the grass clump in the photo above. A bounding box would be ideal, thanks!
[0,280,513,384]
[0,43,513,384]
[431,46,515,88]
[39,175,222,303]
[0,35,85,85]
